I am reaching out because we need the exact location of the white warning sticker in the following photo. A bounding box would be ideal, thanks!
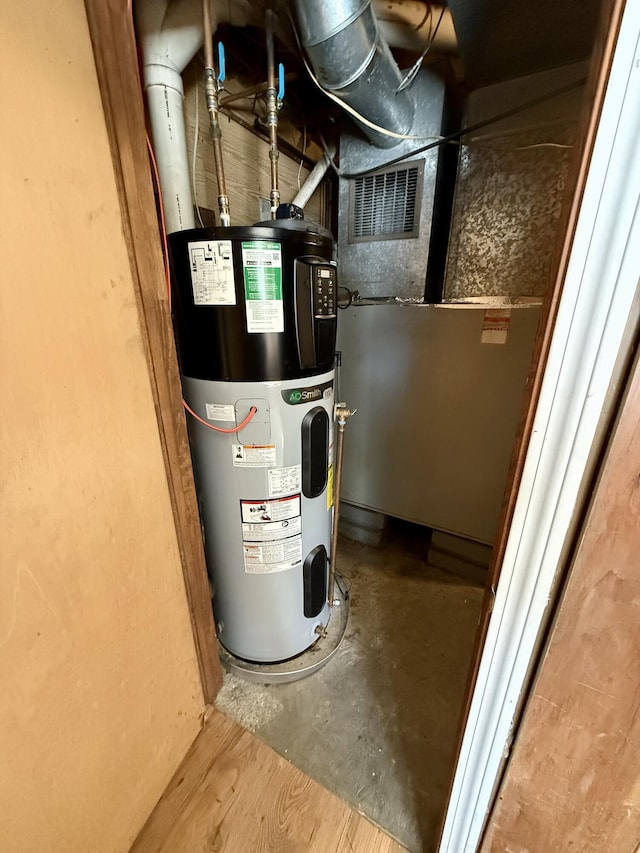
[481,308,511,344]
[205,403,235,422]
[242,515,302,543]
[188,240,236,306]
[243,536,303,574]
[232,444,277,467]
[268,464,301,498]
[240,495,300,524]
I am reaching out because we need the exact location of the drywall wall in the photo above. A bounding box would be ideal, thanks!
[183,64,326,228]
[0,2,204,852]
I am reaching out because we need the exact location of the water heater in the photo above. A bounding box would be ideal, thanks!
[169,220,338,663]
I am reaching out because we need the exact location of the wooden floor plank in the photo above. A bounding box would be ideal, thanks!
[131,710,407,853]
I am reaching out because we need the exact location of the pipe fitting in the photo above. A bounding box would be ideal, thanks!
[335,403,357,425]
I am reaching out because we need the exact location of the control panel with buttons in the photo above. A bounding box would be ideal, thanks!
[294,258,338,371]
[313,267,337,318]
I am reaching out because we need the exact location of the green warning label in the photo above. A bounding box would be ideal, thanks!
[241,241,283,333]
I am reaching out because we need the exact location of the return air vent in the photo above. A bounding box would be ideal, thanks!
[349,161,424,243]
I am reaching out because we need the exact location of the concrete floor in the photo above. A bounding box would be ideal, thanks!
[216,523,484,853]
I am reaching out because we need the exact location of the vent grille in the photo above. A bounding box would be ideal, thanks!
[349,162,423,243]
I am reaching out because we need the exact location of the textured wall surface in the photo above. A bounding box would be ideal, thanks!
[444,64,587,301]
[445,125,575,300]
[0,3,204,851]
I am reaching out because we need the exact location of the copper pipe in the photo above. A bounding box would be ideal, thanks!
[202,0,214,70]
[219,73,297,107]
[202,0,230,225]
[328,404,356,606]
[265,4,280,218]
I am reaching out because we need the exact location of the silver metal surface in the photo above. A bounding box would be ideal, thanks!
[348,159,424,243]
[218,582,349,684]
[295,0,369,43]
[183,372,335,663]
[336,303,541,544]
[338,71,444,299]
[294,0,414,147]
[443,64,587,302]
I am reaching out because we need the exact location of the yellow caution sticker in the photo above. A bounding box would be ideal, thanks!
[327,463,334,510]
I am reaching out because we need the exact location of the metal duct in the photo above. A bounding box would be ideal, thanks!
[295,0,415,148]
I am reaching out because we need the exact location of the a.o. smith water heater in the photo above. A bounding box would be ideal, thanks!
[169,220,337,663]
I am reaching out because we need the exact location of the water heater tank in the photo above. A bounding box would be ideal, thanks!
[169,221,338,663]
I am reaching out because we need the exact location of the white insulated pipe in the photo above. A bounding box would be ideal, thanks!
[145,82,195,233]
[291,144,337,209]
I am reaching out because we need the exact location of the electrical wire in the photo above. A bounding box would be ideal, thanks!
[337,285,354,309]
[183,401,258,433]
[300,52,443,142]
[413,2,433,34]
[396,4,446,93]
[146,133,258,436]
[322,78,587,179]
[516,142,574,150]
[192,66,205,227]
[297,118,307,190]
[285,5,443,144]
[145,133,171,299]
[136,5,259,438]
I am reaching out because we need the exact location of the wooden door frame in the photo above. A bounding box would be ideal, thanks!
[440,0,640,848]
[83,0,222,704]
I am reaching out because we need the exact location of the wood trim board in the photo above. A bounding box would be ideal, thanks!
[481,340,640,851]
[83,0,222,703]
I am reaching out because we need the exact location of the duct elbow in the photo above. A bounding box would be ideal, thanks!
[135,0,204,85]
[294,0,415,148]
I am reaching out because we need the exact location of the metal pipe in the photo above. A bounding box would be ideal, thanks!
[202,0,231,226]
[201,0,214,69]
[219,105,316,169]
[220,73,298,107]
[294,0,415,148]
[265,4,280,218]
[328,403,356,606]
[291,144,336,209]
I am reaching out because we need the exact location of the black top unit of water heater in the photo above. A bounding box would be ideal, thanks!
[169,221,337,382]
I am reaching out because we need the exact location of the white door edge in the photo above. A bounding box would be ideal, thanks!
[440,7,640,851]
